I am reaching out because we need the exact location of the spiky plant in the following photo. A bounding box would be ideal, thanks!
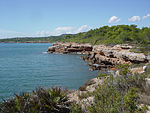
[0,87,70,113]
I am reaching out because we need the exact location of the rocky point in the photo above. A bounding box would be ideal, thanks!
[48,43,149,70]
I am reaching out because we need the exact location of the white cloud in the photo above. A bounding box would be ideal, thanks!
[53,25,91,35]
[0,25,91,39]
[128,16,140,22]
[76,25,91,33]
[52,27,73,35]
[108,16,120,24]
[143,14,150,20]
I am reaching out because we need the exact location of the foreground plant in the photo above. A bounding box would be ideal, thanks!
[87,64,149,113]
[0,87,69,113]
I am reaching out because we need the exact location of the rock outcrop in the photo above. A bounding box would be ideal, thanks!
[48,42,92,54]
[48,43,149,70]
[67,77,103,111]
[82,44,149,70]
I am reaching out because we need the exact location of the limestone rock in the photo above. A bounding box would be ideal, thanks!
[48,42,92,54]
[82,44,148,70]
[48,43,149,70]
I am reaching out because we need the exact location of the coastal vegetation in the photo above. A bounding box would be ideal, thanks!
[88,64,150,113]
[62,25,150,45]
[0,35,66,43]
[0,87,70,113]
[0,25,150,46]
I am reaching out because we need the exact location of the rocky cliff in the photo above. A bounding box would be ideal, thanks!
[82,44,149,70]
[48,43,149,70]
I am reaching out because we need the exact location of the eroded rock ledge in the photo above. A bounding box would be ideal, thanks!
[83,44,149,70]
[48,42,92,54]
[48,43,149,70]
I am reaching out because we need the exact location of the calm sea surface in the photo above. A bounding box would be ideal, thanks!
[0,43,97,101]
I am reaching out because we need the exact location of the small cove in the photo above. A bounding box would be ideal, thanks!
[0,43,98,101]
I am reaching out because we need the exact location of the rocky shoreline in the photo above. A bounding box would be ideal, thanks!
[48,42,150,112]
[48,42,150,70]
[48,42,92,54]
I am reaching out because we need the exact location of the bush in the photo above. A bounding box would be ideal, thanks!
[97,73,108,79]
[70,103,83,113]
[88,64,148,113]
[0,87,70,113]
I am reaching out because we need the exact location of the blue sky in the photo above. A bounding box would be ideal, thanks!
[0,0,150,38]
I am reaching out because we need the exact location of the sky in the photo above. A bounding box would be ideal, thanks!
[0,0,150,39]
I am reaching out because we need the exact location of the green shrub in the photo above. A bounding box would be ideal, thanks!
[124,87,138,113]
[0,87,70,113]
[97,73,108,79]
[88,64,148,113]
[70,103,83,113]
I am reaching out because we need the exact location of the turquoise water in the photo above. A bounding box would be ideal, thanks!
[0,43,97,101]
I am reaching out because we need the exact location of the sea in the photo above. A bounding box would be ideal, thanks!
[0,43,97,101]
